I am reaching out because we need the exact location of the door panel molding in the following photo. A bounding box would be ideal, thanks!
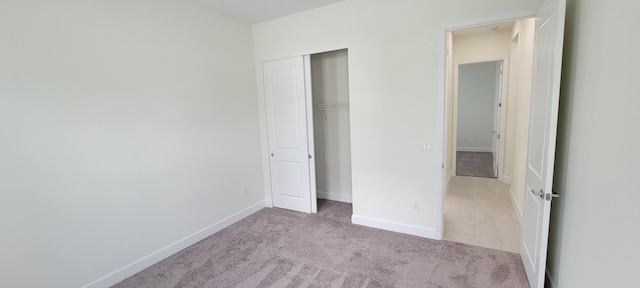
[263,56,313,213]
[520,0,566,287]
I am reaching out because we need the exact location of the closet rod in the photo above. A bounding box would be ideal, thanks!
[314,103,349,121]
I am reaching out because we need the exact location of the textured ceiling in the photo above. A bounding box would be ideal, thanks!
[188,0,345,24]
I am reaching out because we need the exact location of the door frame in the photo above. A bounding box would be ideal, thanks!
[304,55,318,213]
[452,58,508,180]
[436,9,535,245]
[261,45,351,214]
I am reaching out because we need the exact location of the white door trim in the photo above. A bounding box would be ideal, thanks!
[497,60,509,181]
[260,44,349,63]
[304,55,318,213]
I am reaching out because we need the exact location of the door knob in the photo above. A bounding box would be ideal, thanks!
[545,192,560,201]
[270,153,274,157]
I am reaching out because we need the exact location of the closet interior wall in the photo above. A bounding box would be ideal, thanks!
[310,49,352,203]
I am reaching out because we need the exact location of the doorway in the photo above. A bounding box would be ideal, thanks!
[455,60,504,179]
[263,49,353,217]
[310,49,353,218]
[443,19,536,253]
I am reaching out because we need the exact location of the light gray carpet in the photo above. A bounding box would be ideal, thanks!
[114,200,529,288]
[456,152,496,178]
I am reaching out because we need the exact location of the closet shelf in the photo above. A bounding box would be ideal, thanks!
[314,103,349,121]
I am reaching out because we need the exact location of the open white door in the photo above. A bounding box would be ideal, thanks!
[520,0,566,287]
[492,62,503,178]
[263,56,315,213]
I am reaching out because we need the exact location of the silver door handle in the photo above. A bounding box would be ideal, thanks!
[545,191,560,201]
[530,188,544,200]
[270,153,274,157]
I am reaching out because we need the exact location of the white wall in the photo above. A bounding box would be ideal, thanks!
[508,18,535,220]
[547,0,640,286]
[456,62,498,152]
[253,0,543,236]
[311,49,353,202]
[453,29,512,63]
[0,1,263,287]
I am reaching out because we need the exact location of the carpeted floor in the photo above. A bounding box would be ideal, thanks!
[456,152,496,178]
[114,200,529,288]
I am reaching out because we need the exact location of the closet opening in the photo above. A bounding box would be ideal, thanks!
[310,49,352,219]
[262,48,351,216]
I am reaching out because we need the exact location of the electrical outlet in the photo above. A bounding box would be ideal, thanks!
[413,201,420,210]
[422,142,433,152]
[241,187,247,197]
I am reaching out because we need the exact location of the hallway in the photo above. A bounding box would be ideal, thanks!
[444,176,521,253]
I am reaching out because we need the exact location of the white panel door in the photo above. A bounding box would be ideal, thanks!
[263,56,313,213]
[492,62,503,177]
[520,0,566,287]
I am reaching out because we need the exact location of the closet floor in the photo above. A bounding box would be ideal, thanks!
[443,176,521,253]
[316,199,352,224]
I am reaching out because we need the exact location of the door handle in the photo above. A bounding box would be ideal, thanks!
[545,192,560,201]
[530,188,544,200]
[270,153,274,157]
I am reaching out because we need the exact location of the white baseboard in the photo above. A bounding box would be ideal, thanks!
[265,199,273,208]
[502,175,513,184]
[351,214,438,239]
[546,266,558,288]
[82,201,266,288]
[509,187,523,225]
[317,191,352,203]
[456,147,492,153]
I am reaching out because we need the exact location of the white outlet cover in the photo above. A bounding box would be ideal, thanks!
[423,142,433,152]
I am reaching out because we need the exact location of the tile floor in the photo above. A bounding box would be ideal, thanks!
[444,176,521,253]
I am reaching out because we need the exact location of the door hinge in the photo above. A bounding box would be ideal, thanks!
[497,134,501,139]
[499,103,502,107]
[545,192,560,201]
[308,155,312,159]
